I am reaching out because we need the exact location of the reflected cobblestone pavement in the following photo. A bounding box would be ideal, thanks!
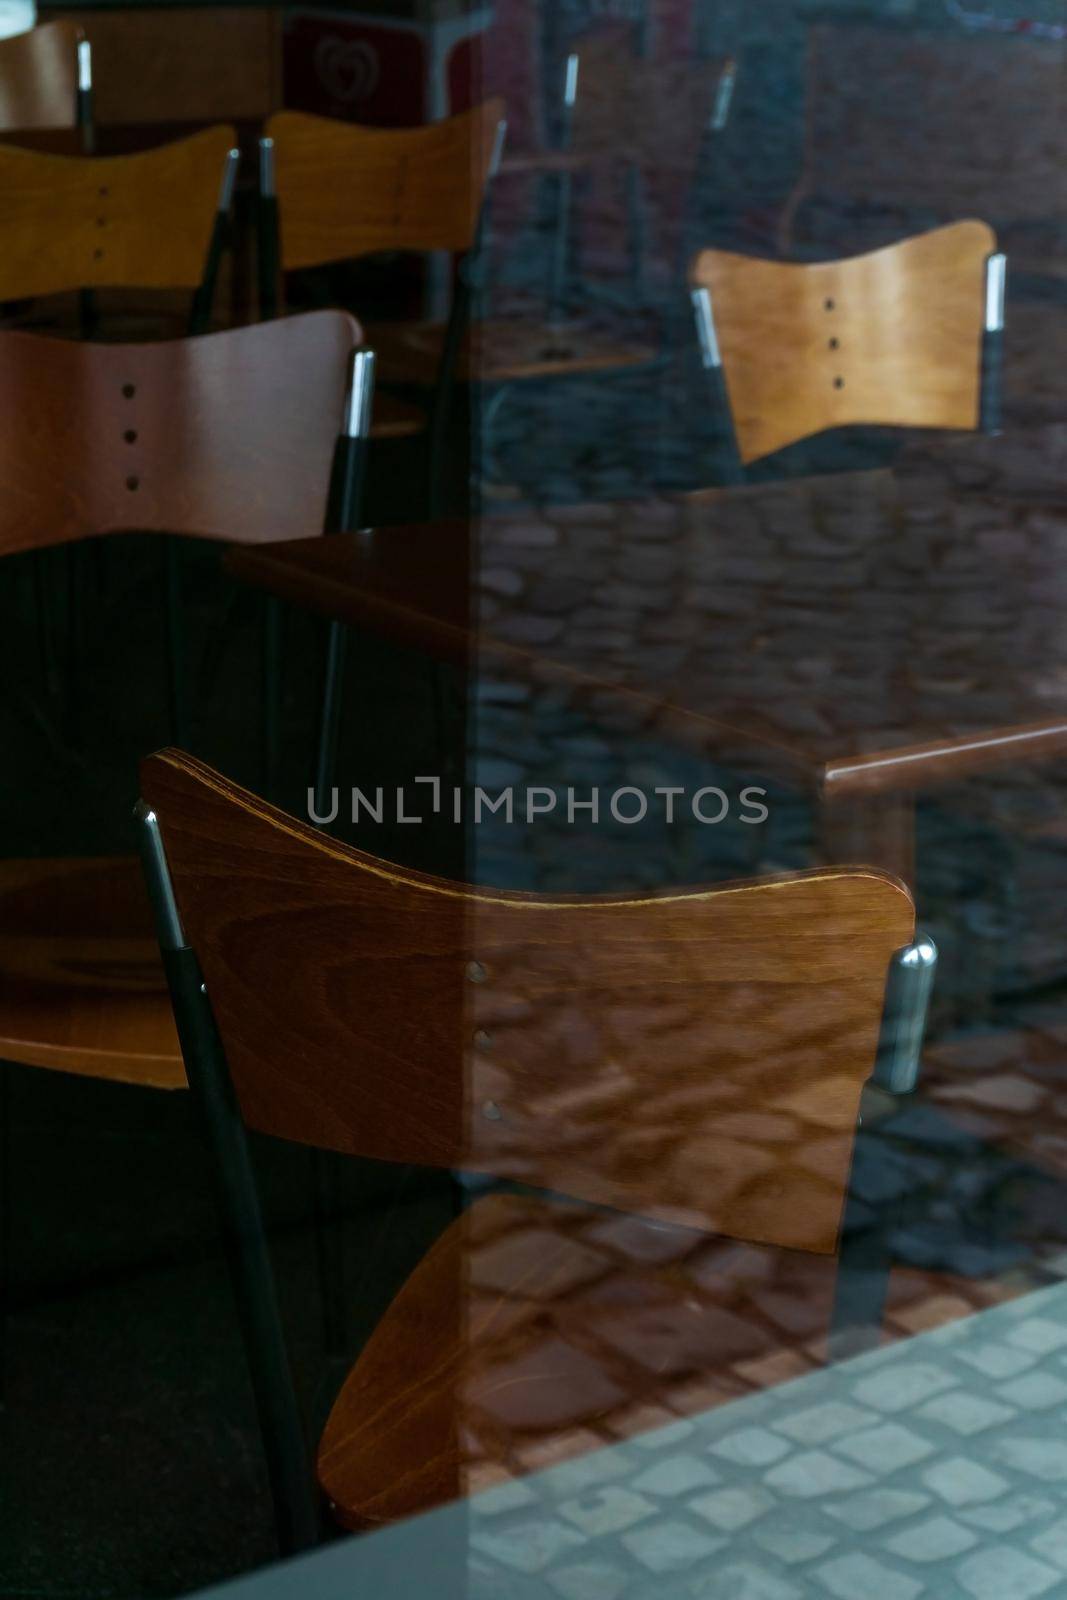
[467,1277,1067,1598]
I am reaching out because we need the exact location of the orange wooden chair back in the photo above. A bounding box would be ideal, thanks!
[264,100,506,272]
[0,310,359,557]
[691,220,996,465]
[0,125,235,300]
[141,748,915,1256]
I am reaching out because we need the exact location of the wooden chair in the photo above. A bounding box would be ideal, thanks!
[0,20,93,152]
[0,125,238,336]
[257,100,505,513]
[138,748,935,1551]
[489,39,737,498]
[689,220,1006,477]
[0,310,369,1087]
[497,29,736,308]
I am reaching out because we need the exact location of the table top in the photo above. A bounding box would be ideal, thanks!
[191,1273,1067,1599]
[226,425,1067,799]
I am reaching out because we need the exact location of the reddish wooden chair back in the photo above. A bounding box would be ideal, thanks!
[0,311,360,557]
[141,748,915,1255]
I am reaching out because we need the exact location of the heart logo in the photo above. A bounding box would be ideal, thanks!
[315,37,381,103]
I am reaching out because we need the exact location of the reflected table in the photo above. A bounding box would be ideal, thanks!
[227,425,1067,884]
[191,1273,1067,1599]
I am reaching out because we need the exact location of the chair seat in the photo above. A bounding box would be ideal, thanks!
[317,1191,837,1530]
[364,317,659,387]
[0,855,183,1087]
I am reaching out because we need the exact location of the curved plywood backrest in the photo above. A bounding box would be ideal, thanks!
[691,221,995,464]
[265,100,506,270]
[0,311,359,556]
[0,125,235,298]
[141,749,915,1255]
[0,21,82,133]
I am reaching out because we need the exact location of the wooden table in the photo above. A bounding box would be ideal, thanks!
[226,425,1067,885]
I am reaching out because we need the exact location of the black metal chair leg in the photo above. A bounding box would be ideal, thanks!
[164,539,190,747]
[828,1144,893,1362]
[311,1149,348,1363]
[263,595,283,801]
[33,549,60,701]
[0,1061,10,1408]
[138,807,319,1556]
[312,620,348,826]
[830,936,937,1361]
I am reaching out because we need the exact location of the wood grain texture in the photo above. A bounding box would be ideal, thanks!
[780,23,1067,263]
[0,125,236,298]
[0,20,82,134]
[318,1191,837,1528]
[0,857,182,1085]
[266,100,506,272]
[43,6,282,126]
[691,221,995,464]
[141,748,913,1253]
[0,310,358,556]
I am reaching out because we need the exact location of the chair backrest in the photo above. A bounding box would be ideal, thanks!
[0,311,360,557]
[140,748,915,1256]
[690,220,997,465]
[263,100,506,271]
[0,125,235,299]
[0,20,85,135]
[782,22,1067,256]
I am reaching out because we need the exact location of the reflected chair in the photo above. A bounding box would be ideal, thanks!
[689,220,1006,482]
[489,39,736,496]
[497,36,736,308]
[257,101,505,514]
[138,748,935,1551]
[775,21,1067,431]
[0,125,238,337]
[0,20,93,152]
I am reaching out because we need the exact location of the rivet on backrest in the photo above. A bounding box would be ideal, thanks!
[473,1028,492,1049]
[122,383,135,399]
[466,960,488,983]
[126,475,139,491]
[482,1100,503,1122]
